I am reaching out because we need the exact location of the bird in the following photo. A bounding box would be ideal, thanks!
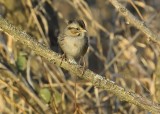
[58,19,88,66]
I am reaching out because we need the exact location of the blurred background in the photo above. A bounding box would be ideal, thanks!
[0,0,160,114]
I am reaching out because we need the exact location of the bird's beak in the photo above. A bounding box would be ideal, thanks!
[81,29,87,32]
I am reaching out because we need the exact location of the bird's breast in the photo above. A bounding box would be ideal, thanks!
[62,36,87,58]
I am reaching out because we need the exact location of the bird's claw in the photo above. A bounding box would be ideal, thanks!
[68,59,77,64]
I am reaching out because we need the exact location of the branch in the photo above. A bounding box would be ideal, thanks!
[109,0,160,43]
[0,17,160,113]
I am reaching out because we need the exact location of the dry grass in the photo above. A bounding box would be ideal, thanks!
[0,0,160,114]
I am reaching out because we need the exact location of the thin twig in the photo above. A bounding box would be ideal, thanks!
[109,0,160,44]
[0,63,52,114]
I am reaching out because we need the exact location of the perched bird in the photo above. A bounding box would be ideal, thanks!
[58,19,88,65]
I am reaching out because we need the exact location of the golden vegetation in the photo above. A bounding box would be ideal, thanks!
[0,0,160,114]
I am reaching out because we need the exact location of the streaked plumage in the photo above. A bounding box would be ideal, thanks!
[58,19,88,64]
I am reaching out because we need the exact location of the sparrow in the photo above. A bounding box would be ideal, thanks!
[58,19,88,65]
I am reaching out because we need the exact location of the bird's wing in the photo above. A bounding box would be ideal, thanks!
[81,36,88,56]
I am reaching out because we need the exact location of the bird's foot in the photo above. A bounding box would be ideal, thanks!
[81,57,87,76]
[60,54,66,66]
[68,59,77,64]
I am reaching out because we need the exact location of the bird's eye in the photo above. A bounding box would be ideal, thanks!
[76,28,80,30]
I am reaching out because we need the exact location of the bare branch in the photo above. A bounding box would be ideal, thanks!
[0,16,160,113]
[109,0,160,43]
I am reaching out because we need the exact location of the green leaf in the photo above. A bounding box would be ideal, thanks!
[39,88,51,103]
